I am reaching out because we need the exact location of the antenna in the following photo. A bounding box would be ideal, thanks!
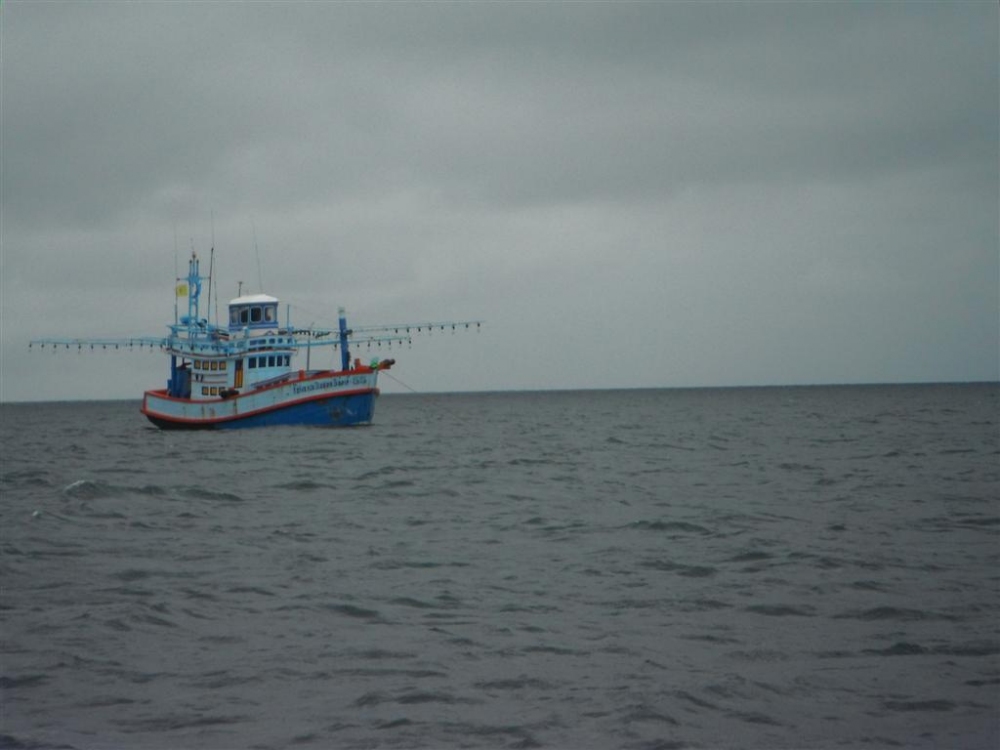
[208,246,215,326]
[252,219,263,292]
[205,210,219,325]
[214,256,221,325]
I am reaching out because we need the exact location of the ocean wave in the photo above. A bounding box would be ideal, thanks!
[3,386,997,749]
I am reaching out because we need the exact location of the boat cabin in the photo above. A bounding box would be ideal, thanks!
[228,294,280,330]
[225,294,295,393]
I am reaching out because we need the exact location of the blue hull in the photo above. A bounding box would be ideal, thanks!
[145,392,376,430]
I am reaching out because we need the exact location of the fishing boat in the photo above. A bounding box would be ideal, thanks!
[31,252,479,429]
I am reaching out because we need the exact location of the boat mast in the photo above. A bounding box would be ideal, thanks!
[338,307,350,370]
[185,251,202,327]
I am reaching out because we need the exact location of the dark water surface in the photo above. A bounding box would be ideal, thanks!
[2,385,998,749]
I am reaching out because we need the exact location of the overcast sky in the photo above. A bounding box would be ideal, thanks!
[2,1,997,402]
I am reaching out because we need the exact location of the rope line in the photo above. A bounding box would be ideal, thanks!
[381,370,418,394]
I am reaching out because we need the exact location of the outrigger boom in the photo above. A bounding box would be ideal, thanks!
[31,251,480,428]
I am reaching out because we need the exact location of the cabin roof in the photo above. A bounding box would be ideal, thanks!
[229,294,279,305]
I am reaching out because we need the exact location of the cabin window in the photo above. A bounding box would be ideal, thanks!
[251,307,262,323]
[284,355,290,366]
[264,307,276,322]
[210,387,218,396]
[248,358,257,369]
[230,309,239,325]
[210,361,218,371]
[202,386,209,395]
[193,360,201,370]
[219,361,227,371]
[240,308,249,324]
[268,355,276,367]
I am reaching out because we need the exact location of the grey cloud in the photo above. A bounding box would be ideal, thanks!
[1,1,996,401]
[8,2,993,224]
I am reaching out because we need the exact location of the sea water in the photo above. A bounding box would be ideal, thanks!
[1,384,997,749]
